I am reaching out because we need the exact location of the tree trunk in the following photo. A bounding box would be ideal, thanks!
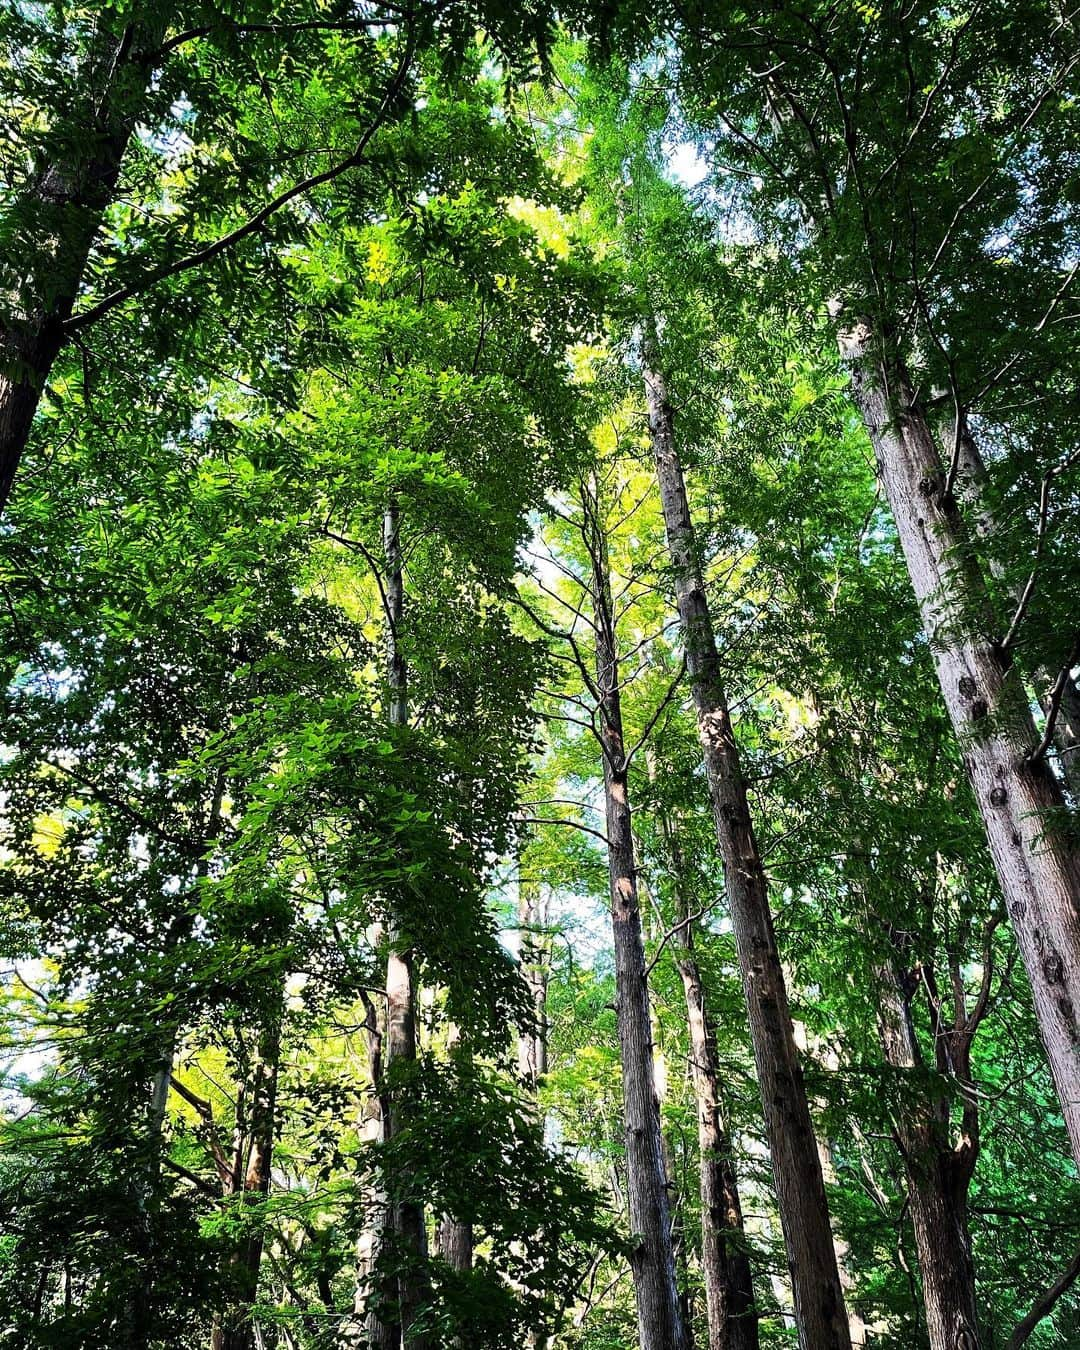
[837,320,1080,1169]
[876,955,982,1349]
[435,1215,473,1273]
[644,339,852,1350]
[517,879,551,1091]
[676,947,759,1350]
[0,8,170,513]
[209,1000,283,1350]
[587,481,687,1350]
[516,874,555,1350]
[649,765,759,1350]
[355,991,395,1350]
[435,1024,474,1276]
[950,421,1080,798]
[378,499,430,1350]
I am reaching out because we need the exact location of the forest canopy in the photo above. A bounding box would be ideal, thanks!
[1,3,1079,1349]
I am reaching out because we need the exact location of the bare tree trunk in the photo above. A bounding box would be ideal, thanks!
[950,421,1080,797]
[837,320,1080,1169]
[435,1024,473,1276]
[516,874,555,1350]
[378,499,430,1350]
[585,478,687,1350]
[644,338,852,1350]
[876,952,982,1350]
[355,991,395,1350]
[649,765,759,1350]
[517,879,551,1091]
[216,1008,283,1350]
[434,1215,473,1273]
[0,8,170,512]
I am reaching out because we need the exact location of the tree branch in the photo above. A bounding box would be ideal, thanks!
[1005,1246,1080,1350]
[65,28,417,333]
[1029,634,1080,764]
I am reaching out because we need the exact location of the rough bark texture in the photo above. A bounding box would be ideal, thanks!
[651,772,759,1350]
[0,8,170,512]
[951,421,1080,798]
[676,947,760,1350]
[588,490,687,1350]
[435,1025,474,1277]
[644,344,852,1350]
[517,880,551,1090]
[839,321,1080,1168]
[434,1215,473,1273]
[876,952,982,1350]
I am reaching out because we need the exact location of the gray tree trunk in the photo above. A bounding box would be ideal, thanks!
[950,421,1080,797]
[517,880,551,1090]
[837,321,1080,1166]
[644,340,852,1350]
[838,320,1080,1168]
[586,481,687,1350]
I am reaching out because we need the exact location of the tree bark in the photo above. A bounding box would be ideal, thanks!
[0,8,170,513]
[435,1024,473,1277]
[434,1215,473,1273]
[586,479,687,1350]
[650,769,759,1350]
[355,991,395,1350]
[210,1004,282,1350]
[837,320,1080,1169]
[950,421,1080,798]
[378,499,430,1350]
[517,879,551,1091]
[876,952,982,1350]
[644,338,852,1350]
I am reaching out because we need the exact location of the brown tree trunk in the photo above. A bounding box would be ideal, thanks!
[586,479,687,1350]
[649,767,759,1350]
[0,8,170,512]
[210,1002,283,1350]
[876,952,982,1350]
[435,1215,473,1273]
[838,320,1080,1169]
[951,421,1080,797]
[644,339,852,1350]
[677,946,759,1350]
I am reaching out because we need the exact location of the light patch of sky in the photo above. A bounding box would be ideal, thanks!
[666,139,709,189]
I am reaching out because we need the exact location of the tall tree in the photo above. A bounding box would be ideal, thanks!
[643,331,852,1350]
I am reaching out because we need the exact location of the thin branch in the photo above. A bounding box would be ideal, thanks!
[966,915,1003,1034]
[999,476,1052,652]
[1029,635,1080,764]
[65,28,417,332]
[162,1156,220,1198]
[321,525,394,633]
[156,14,404,58]
[520,816,610,848]
[620,654,687,771]
[1005,1247,1080,1350]
[643,904,711,980]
